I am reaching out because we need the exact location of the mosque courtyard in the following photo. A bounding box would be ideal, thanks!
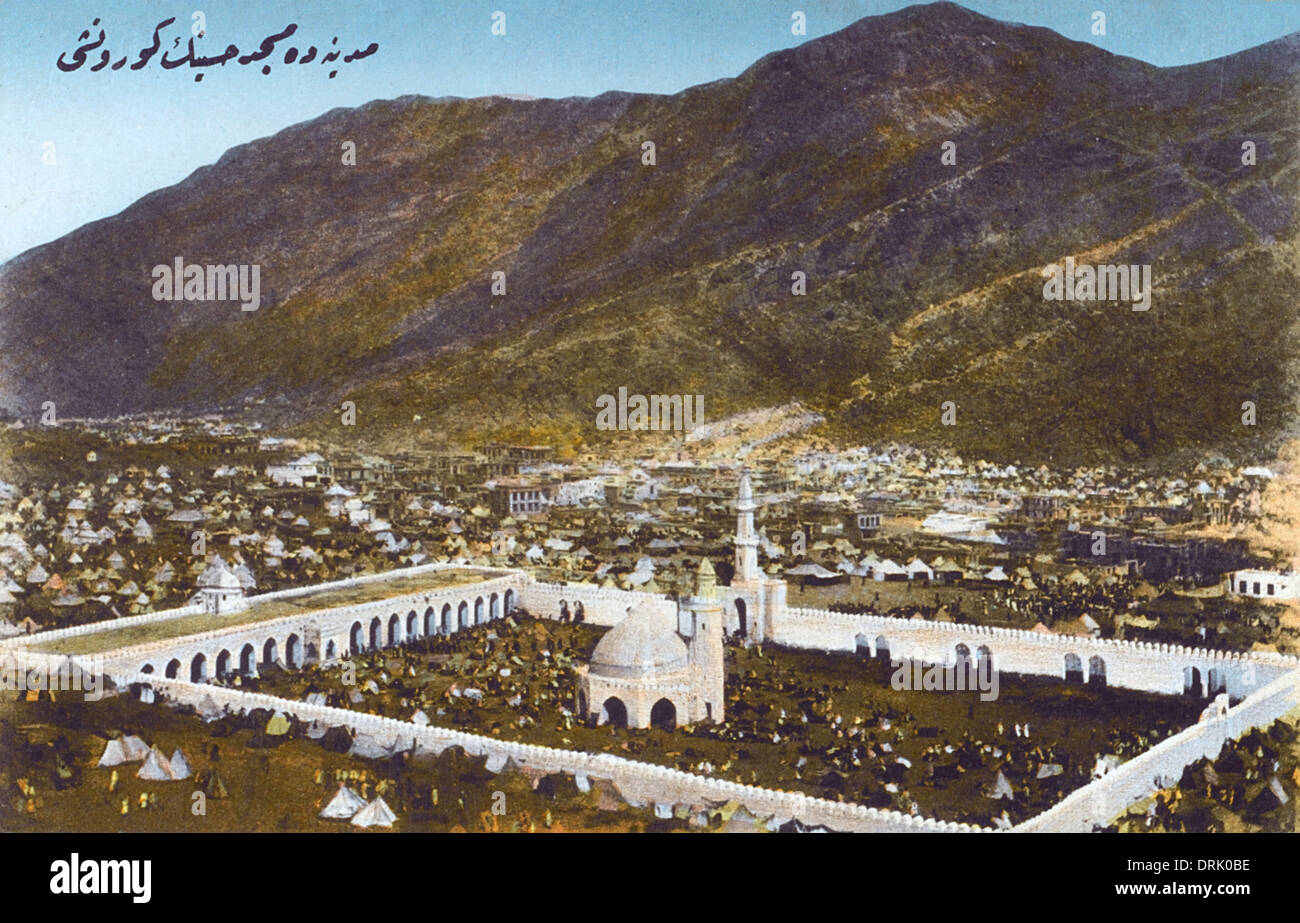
[234,615,1204,826]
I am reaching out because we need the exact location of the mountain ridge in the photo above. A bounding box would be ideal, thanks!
[2,1,1297,465]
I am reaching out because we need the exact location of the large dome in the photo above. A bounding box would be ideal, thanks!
[589,601,688,678]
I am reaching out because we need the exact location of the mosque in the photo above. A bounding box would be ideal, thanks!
[578,472,785,730]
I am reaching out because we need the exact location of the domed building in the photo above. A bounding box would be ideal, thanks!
[579,558,726,730]
[196,555,248,615]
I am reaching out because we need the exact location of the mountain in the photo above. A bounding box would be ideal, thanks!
[2,1,1298,465]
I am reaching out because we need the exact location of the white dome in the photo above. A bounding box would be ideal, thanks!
[201,568,242,590]
[589,601,688,678]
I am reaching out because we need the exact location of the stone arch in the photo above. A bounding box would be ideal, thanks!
[262,637,278,667]
[1183,665,1203,697]
[216,649,232,677]
[735,598,748,638]
[388,613,402,647]
[955,643,972,670]
[976,645,993,673]
[141,663,155,674]
[325,640,337,661]
[458,600,469,629]
[441,603,453,634]
[349,622,364,655]
[305,642,319,665]
[165,659,181,679]
[504,588,515,615]
[424,606,436,636]
[601,696,628,728]
[1207,668,1226,697]
[1088,655,1107,688]
[239,644,256,675]
[490,593,500,621]
[475,596,486,625]
[406,610,418,640]
[369,617,382,651]
[650,698,677,731]
[874,636,890,665]
[1065,653,1084,683]
[286,633,301,669]
[190,653,207,683]
[855,633,871,656]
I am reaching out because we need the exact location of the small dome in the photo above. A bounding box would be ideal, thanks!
[590,601,688,678]
[201,566,242,590]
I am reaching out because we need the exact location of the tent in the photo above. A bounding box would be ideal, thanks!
[875,559,907,580]
[320,784,367,820]
[984,770,1014,800]
[196,695,225,722]
[200,769,229,798]
[350,796,397,828]
[96,738,128,767]
[169,749,191,780]
[137,747,177,781]
[348,733,401,759]
[784,563,840,579]
[120,735,150,761]
[906,558,934,581]
[305,720,329,740]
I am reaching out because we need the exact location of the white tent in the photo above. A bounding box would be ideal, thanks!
[785,563,839,579]
[985,770,1014,800]
[137,747,177,781]
[169,748,191,780]
[351,796,397,828]
[196,695,225,722]
[320,784,368,820]
[120,735,150,761]
[96,738,128,767]
[875,559,907,580]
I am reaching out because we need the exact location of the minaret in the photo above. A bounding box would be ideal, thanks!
[734,471,761,583]
[686,558,726,724]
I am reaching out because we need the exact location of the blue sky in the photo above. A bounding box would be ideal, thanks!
[3,0,1298,262]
